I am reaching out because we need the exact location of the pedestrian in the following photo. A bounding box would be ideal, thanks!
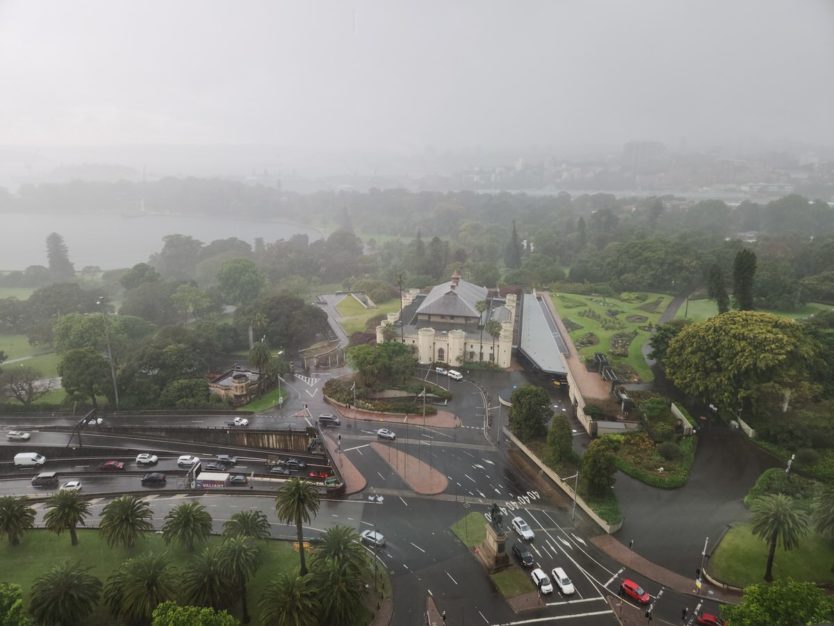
[682,607,688,620]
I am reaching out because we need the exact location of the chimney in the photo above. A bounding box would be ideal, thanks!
[451,270,461,288]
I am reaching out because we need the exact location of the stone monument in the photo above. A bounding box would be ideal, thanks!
[476,503,510,572]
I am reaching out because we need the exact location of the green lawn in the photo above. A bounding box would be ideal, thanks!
[338,298,401,336]
[549,292,672,383]
[709,523,834,588]
[0,333,60,378]
[490,567,535,598]
[336,295,368,317]
[241,387,285,413]
[451,511,487,548]
[677,298,833,322]
[0,333,37,360]
[0,287,34,300]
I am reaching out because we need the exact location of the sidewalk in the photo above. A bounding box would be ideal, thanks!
[336,404,459,429]
[321,433,367,495]
[370,441,449,495]
[592,535,741,605]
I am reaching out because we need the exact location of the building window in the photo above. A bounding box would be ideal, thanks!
[489,353,494,362]
[437,347,445,362]
[469,351,475,360]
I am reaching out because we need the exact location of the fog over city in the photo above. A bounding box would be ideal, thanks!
[1,0,833,167]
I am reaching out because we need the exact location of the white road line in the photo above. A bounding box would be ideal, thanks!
[491,610,614,625]
[411,542,426,553]
[447,476,454,480]
[544,597,605,607]
[479,610,489,624]
[403,563,410,571]
[446,571,458,585]
[427,588,433,596]
[483,459,495,465]
[541,543,554,559]
[421,434,433,439]
[304,417,313,426]
[360,521,375,527]
[571,533,587,546]
[603,570,621,588]
[541,510,614,576]
[344,444,369,452]
[464,474,476,483]
[355,448,364,455]
[531,544,542,558]
[461,450,475,458]
[399,496,408,507]
[377,472,385,480]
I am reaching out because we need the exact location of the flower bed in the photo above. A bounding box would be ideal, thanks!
[610,432,697,489]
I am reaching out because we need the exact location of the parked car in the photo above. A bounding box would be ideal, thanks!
[136,453,158,465]
[435,366,448,375]
[229,474,248,486]
[695,613,725,626]
[177,455,200,467]
[216,454,238,466]
[232,417,249,427]
[619,579,651,604]
[203,462,225,471]
[6,430,30,441]
[269,466,291,475]
[530,568,553,594]
[99,460,125,471]
[283,458,307,470]
[511,543,534,567]
[511,516,535,541]
[376,428,396,440]
[141,472,166,485]
[551,567,575,595]
[60,480,82,492]
[447,369,463,381]
[360,529,385,547]
[307,470,331,479]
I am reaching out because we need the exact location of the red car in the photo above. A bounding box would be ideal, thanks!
[695,613,725,626]
[99,460,125,471]
[308,470,331,479]
[619,578,651,604]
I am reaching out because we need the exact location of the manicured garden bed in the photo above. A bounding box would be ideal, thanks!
[610,432,697,489]
[490,567,535,598]
[451,511,487,549]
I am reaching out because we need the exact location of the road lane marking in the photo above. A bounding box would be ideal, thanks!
[399,496,408,507]
[603,567,624,589]
[531,544,542,558]
[571,533,586,546]
[446,571,458,585]
[541,543,554,559]
[304,417,313,426]
[493,610,614,625]
[377,472,386,480]
[360,521,374,527]
[558,537,572,550]
[464,474,476,482]
[410,542,426,553]
[479,610,488,623]
[483,459,495,465]
[344,444,369,452]
[544,597,607,607]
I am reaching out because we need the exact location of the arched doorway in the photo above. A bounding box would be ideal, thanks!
[437,347,445,362]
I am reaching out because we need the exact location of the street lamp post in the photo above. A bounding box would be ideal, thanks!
[564,471,580,520]
[786,453,796,477]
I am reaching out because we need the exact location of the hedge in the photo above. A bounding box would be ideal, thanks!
[612,434,697,489]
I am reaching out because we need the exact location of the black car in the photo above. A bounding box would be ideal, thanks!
[229,474,248,486]
[283,458,307,470]
[203,462,225,471]
[511,543,534,567]
[141,472,166,486]
[269,466,291,475]
[216,455,238,466]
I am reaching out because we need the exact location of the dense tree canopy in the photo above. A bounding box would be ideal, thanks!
[348,341,417,390]
[508,385,551,441]
[151,602,238,626]
[721,578,834,626]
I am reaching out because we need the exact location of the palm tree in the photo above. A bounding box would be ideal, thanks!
[219,536,260,624]
[814,484,834,572]
[103,552,176,624]
[30,561,101,626]
[43,490,91,546]
[310,525,370,579]
[311,558,366,626]
[100,495,153,548]
[182,544,230,610]
[223,510,271,540]
[0,496,35,546]
[485,319,502,364]
[259,573,320,626]
[162,501,212,552]
[751,493,809,581]
[275,478,320,576]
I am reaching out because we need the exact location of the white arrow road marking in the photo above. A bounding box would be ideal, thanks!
[477,490,485,498]
[558,537,573,550]
[483,459,495,465]
[472,463,485,470]
[571,533,587,546]
[305,389,316,397]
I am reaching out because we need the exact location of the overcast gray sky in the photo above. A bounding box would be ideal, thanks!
[1,0,833,152]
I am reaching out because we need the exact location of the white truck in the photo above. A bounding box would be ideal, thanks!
[14,452,46,468]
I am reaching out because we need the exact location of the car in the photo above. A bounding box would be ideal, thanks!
[203,462,225,471]
[511,543,534,567]
[307,470,331,479]
[619,578,651,604]
[233,417,249,427]
[141,472,166,485]
[376,428,396,440]
[136,453,158,465]
[229,474,248,486]
[283,458,307,470]
[216,454,238,466]
[435,366,448,375]
[551,567,575,595]
[6,430,31,441]
[530,568,553,594]
[318,414,341,427]
[99,460,125,471]
[60,480,82,492]
[177,455,200,467]
[269,466,291,475]
[359,529,385,547]
[511,516,535,541]
[695,613,725,626]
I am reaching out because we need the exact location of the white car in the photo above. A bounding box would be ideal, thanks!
[511,516,535,541]
[6,431,30,441]
[435,367,448,375]
[233,417,249,427]
[177,455,200,467]
[531,568,553,594]
[136,453,158,465]
[60,480,82,492]
[551,567,575,595]
[359,529,386,547]
[376,428,396,440]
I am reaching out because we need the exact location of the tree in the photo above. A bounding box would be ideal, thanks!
[508,385,552,441]
[721,578,834,626]
[546,414,576,466]
[347,341,417,390]
[647,319,691,366]
[223,510,271,540]
[258,574,319,626]
[310,526,371,579]
[152,602,238,626]
[182,545,230,611]
[311,558,367,626]
[25,283,101,345]
[485,319,502,363]
[151,234,204,281]
[275,478,321,576]
[236,295,328,352]
[46,232,75,282]
[706,263,730,314]
[814,484,834,572]
[120,281,179,327]
[580,438,617,497]
[0,496,35,546]
[162,501,213,552]
[99,495,153,548]
[30,561,101,626]
[505,220,522,269]
[104,553,177,624]
[0,365,49,408]
[665,311,817,417]
[218,536,260,624]
[120,262,161,290]
[750,494,809,582]
[217,258,265,305]
[0,583,29,626]
[733,248,757,310]
[58,347,112,409]
[249,340,273,395]
[43,489,91,546]
[171,284,213,323]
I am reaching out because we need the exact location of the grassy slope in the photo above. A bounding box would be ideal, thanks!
[0,287,34,300]
[337,298,401,336]
[241,387,285,412]
[450,511,487,549]
[677,298,833,322]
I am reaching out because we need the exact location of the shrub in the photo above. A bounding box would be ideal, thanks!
[796,448,821,467]
[657,441,681,461]
[743,467,818,507]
